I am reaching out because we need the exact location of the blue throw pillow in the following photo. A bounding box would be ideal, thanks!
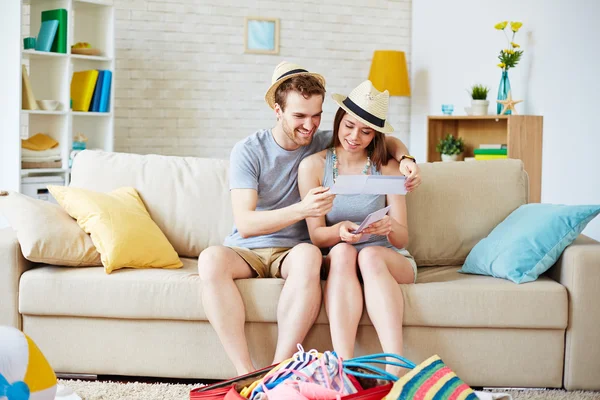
[459,204,600,284]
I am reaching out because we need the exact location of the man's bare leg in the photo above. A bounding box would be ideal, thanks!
[198,246,256,375]
[272,243,323,364]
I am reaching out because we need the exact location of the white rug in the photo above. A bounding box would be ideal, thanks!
[58,379,600,400]
[57,380,202,400]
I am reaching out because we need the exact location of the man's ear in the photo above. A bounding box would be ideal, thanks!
[274,103,283,120]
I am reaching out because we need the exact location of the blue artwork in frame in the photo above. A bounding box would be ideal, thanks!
[245,17,279,54]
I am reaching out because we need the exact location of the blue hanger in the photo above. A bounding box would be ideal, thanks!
[347,353,416,369]
[342,353,417,383]
[343,362,399,381]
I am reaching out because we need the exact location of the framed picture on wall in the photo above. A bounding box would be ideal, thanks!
[244,17,279,55]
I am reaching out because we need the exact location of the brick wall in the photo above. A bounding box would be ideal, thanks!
[111,1,412,158]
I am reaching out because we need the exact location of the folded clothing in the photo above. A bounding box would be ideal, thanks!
[22,160,62,169]
[22,147,61,157]
[21,133,59,151]
[21,155,62,163]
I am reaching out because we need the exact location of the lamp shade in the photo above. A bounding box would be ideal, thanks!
[368,50,410,96]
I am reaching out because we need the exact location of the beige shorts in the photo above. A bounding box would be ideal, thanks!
[228,247,292,278]
[397,249,418,284]
[406,256,418,283]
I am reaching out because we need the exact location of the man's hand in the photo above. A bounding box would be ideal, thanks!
[362,215,393,236]
[339,221,362,244]
[300,187,335,218]
[400,159,421,192]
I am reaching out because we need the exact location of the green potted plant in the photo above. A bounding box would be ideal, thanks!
[436,134,465,162]
[468,84,490,116]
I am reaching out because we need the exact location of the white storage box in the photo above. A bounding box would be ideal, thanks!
[21,175,64,204]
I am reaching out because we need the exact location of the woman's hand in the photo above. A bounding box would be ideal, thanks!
[362,215,393,236]
[339,221,362,244]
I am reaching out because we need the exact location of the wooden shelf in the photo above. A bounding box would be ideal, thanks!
[74,0,114,7]
[21,110,68,115]
[21,168,70,176]
[428,115,509,120]
[22,50,68,60]
[71,111,112,116]
[427,115,543,203]
[71,54,112,62]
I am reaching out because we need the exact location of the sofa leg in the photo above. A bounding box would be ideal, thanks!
[56,373,98,380]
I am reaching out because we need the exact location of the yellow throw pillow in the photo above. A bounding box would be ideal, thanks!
[47,185,183,274]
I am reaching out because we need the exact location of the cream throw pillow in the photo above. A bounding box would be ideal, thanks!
[0,191,101,266]
[47,185,183,274]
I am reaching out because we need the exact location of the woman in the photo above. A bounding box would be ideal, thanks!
[297,80,417,376]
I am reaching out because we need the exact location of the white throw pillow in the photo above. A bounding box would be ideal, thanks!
[0,191,101,266]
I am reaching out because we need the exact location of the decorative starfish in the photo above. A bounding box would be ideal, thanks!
[496,90,523,115]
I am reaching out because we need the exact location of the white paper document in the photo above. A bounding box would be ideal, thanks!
[352,205,391,234]
[330,175,407,195]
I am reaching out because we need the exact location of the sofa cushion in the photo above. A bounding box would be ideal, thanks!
[0,191,101,266]
[406,159,528,266]
[70,152,528,266]
[460,203,600,284]
[48,185,183,274]
[19,261,567,329]
[69,150,233,258]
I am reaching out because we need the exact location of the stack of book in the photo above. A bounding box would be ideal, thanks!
[473,144,507,160]
[41,9,67,53]
[70,69,112,112]
[34,9,67,53]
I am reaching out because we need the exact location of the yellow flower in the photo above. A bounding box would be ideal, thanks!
[511,42,520,48]
[510,21,523,32]
[503,49,514,54]
[495,21,508,30]
[498,63,506,68]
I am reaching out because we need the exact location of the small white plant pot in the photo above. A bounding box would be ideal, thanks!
[441,153,460,162]
[471,100,489,116]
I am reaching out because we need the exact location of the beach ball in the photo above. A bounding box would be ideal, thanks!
[0,326,57,400]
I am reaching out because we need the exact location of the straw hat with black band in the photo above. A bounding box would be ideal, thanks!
[265,61,326,109]
[331,80,395,134]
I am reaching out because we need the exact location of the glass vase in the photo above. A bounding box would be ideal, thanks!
[496,70,511,115]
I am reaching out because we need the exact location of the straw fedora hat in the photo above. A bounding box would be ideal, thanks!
[265,61,326,109]
[331,80,394,134]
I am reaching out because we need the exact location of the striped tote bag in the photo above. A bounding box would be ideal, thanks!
[383,355,478,400]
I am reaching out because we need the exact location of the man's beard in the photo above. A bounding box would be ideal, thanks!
[282,118,313,147]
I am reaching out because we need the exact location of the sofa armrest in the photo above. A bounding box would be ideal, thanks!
[546,234,600,390]
[0,227,34,328]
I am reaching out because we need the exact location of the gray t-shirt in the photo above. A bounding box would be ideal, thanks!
[223,129,333,249]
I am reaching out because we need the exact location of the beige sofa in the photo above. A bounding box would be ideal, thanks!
[1,150,599,390]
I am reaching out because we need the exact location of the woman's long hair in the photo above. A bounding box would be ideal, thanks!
[330,107,389,170]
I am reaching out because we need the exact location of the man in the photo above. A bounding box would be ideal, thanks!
[198,61,421,375]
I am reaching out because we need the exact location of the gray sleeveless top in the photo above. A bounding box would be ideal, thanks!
[323,148,402,252]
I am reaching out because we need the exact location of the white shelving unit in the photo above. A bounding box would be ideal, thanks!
[0,1,21,202]
[17,0,115,190]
